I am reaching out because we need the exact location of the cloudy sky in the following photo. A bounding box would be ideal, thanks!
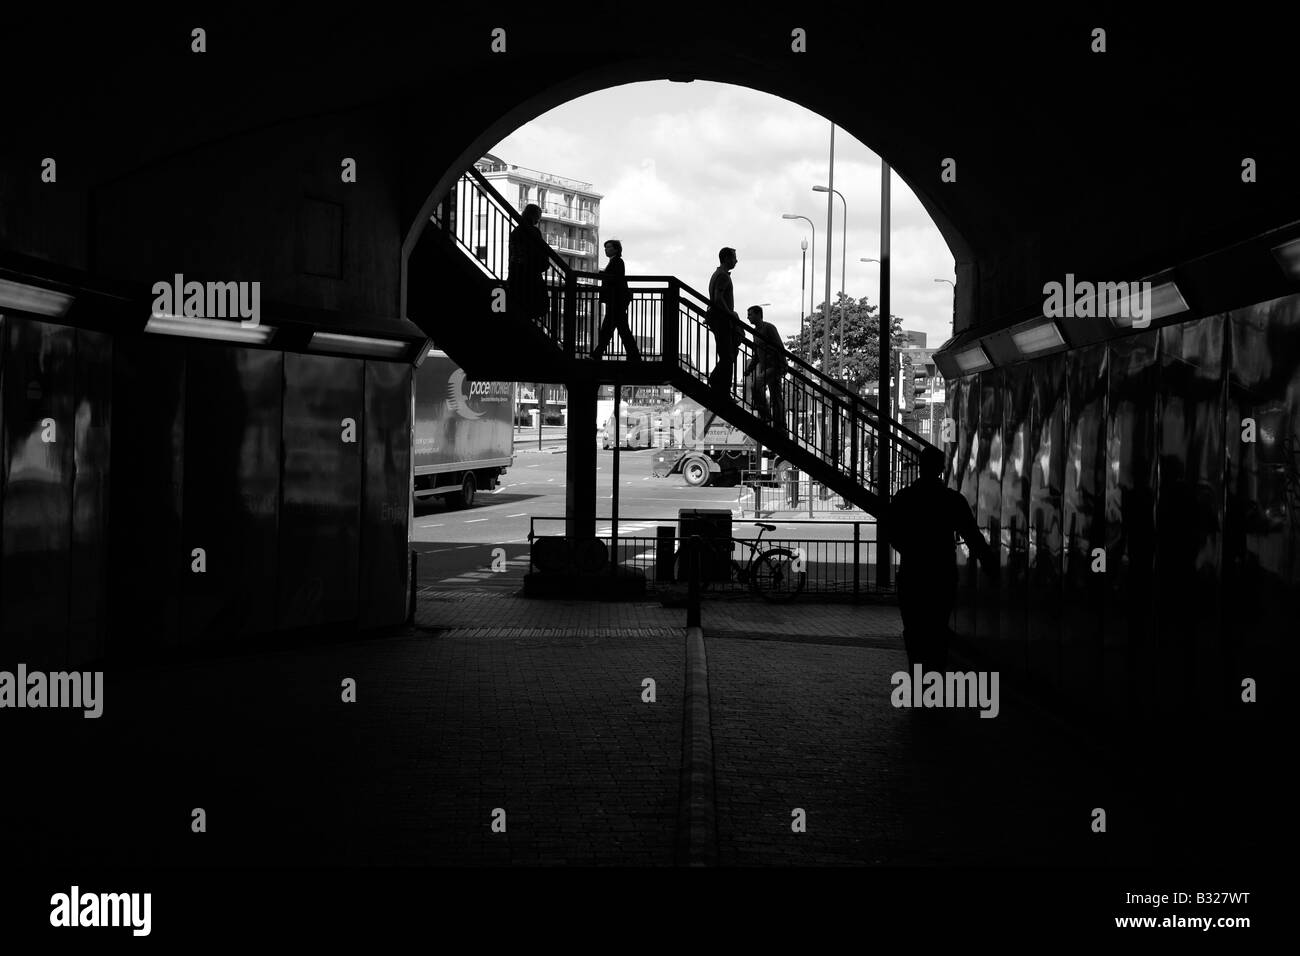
[491,81,956,348]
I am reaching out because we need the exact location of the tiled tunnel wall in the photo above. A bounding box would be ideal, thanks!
[945,294,1299,727]
[0,312,412,668]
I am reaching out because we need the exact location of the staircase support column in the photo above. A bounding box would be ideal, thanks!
[565,375,598,540]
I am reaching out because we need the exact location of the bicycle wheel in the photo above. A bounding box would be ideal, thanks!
[749,547,805,603]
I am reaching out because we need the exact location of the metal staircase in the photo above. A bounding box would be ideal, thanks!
[413,166,935,515]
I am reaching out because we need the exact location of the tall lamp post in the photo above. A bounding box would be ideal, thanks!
[813,184,847,380]
[781,214,815,361]
[934,278,955,325]
[820,124,836,376]
[859,258,879,386]
[799,239,808,354]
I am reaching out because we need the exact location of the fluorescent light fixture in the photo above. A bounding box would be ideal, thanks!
[1108,280,1189,329]
[1271,237,1300,280]
[146,313,275,343]
[308,331,409,358]
[953,344,993,373]
[0,278,74,318]
[1010,319,1066,355]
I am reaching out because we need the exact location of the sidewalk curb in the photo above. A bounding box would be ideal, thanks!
[676,625,718,866]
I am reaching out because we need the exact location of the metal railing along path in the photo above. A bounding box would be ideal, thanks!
[528,515,899,598]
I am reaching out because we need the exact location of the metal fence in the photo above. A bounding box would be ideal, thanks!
[527,516,899,598]
[735,470,867,518]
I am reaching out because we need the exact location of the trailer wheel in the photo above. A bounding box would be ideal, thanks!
[682,457,711,487]
[451,473,477,508]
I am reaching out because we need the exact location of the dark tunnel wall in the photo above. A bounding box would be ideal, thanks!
[1,317,83,667]
[0,311,412,666]
[90,107,404,331]
[944,294,1299,729]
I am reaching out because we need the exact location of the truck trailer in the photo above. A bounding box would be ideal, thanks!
[413,350,514,508]
[651,397,784,487]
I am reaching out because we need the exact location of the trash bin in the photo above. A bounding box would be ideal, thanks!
[676,508,732,582]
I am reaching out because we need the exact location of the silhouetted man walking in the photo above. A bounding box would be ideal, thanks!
[884,446,997,671]
[591,239,639,361]
[744,305,786,427]
[706,247,742,392]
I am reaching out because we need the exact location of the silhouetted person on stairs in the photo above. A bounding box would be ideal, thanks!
[591,239,640,361]
[744,305,786,428]
[706,247,742,393]
[884,446,998,672]
[508,203,550,331]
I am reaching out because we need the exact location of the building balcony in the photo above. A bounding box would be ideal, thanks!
[538,202,598,226]
[545,235,596,257]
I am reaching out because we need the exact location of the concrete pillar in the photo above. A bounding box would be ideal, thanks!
[565,376,597,539]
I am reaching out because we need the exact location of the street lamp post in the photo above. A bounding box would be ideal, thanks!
[813,184,847,380]
[859,258,879,386]
[821,124,835,376]
[934,278,955,324]
[800,239,808,356]
[781,214,815,361]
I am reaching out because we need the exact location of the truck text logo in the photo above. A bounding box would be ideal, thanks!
[446,369,510,420]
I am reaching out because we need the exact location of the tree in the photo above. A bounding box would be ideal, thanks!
[785,294,910,396]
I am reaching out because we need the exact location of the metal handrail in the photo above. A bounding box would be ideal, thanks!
[461,165,573,275]
[438,169,934,500]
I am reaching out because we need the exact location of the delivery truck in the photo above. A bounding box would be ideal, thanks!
[413,350,514,508]
[651,396,784,487]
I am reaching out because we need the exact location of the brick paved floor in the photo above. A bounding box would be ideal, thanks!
[11,619,684,867]
[10,593,1154,868]
[705,612,1153,866]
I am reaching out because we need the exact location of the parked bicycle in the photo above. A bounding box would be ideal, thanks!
[674,522,806,603]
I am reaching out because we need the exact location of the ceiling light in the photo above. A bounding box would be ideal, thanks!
[308,331,410,358]
[1271,237,1300,280]
[953,344,993,372]
[0,278,74,318]
[146,313,275,343]
[1010,319,1066,355]
[1108,280,1189,329]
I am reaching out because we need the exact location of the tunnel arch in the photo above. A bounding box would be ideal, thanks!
[399,60,975,325]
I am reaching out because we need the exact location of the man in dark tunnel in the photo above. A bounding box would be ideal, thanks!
[884,446,999,671]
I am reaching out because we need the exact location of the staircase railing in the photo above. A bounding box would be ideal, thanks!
[432,168,932,498]
[666,278,927,496]
[432,166,580,345]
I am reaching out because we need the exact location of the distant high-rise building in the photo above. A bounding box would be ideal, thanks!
[475,153,602,271]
